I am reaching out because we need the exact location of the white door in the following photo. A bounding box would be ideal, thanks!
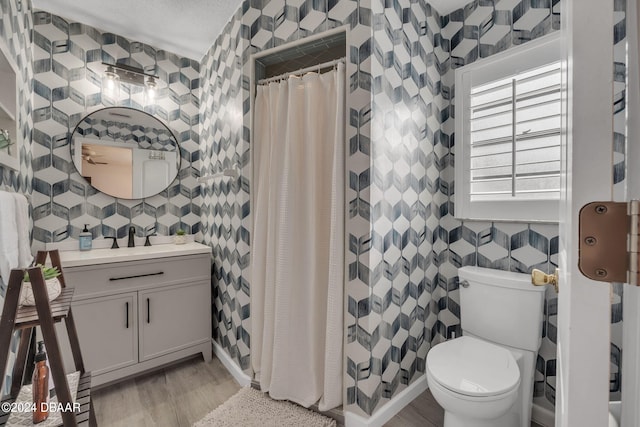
[141,159,170,196]
[557,0,614,426]
[621,1,640,425]
[563,2,640,426]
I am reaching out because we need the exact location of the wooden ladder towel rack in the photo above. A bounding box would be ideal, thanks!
[0,250,96,426]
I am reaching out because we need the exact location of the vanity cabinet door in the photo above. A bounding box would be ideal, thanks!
[138,282,210,362]
[73,292,138,376]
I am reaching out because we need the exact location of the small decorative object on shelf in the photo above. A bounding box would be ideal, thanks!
[0,129,13,151]
[32,341,50,424]
[174,229,187,245]
[20,265,62,306]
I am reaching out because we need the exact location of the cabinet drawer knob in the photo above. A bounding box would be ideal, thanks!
[147,298,150,324]
[125,302,129,328]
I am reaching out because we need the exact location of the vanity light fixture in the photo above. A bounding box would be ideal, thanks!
[101,62,159,105]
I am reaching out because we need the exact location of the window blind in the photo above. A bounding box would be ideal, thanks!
[468,62,562,202]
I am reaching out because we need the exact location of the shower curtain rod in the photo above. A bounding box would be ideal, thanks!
[258,57,345,85]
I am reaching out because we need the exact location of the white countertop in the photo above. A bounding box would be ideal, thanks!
[58,242,212,267]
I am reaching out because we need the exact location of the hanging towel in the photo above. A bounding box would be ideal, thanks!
[12,193,32,268]
[0,191,19,284]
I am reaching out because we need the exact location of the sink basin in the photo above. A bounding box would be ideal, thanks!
[56,242,212,267]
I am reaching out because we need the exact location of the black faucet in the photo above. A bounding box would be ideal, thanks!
[144,233,156,247]
[128,226,136,248]
[108,236,119,249]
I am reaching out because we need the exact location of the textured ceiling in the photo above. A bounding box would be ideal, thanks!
[32,0,470,61]
[32,0,243,61]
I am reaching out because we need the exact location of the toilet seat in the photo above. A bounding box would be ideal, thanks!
[427,336,520,398]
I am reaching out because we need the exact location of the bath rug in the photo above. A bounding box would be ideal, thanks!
[6,371,80,427]
[193,387,337,427]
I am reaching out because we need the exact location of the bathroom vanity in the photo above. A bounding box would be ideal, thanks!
[55,242,212,387]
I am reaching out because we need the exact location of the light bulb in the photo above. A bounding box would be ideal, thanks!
[102,65,120,101]
[145,76,158,105]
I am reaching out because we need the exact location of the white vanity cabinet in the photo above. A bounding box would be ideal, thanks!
[56,243,212,387]
[138,282,210,361]
[72,292,139,377]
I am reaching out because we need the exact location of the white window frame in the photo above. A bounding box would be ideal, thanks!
[455,32,562,222]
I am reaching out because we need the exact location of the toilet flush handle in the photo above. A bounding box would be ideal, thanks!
[531,268,559,293]
[460,280,470,288]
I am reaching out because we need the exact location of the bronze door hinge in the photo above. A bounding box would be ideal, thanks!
[578,201,640,284]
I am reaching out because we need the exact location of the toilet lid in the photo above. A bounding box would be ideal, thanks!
[427,336,520,397]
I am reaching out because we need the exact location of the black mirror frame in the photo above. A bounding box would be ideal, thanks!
[69,106,181,200]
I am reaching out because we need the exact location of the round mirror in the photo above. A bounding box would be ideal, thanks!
[70,107,180,199]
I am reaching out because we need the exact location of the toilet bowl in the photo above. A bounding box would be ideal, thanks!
[425,266,547,427]
[427,336,521,427]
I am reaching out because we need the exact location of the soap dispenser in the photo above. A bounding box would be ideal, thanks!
[79,224,92,251]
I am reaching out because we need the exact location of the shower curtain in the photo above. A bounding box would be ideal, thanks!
[251,62,345,411]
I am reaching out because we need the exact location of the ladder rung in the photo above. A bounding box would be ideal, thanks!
[13,288,75,329]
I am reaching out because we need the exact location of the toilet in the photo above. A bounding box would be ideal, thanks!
[426,266,546,427]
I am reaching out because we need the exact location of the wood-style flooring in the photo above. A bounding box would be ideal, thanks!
[93,356,543,427]
[93,356,239,427]
[383,389,444,427]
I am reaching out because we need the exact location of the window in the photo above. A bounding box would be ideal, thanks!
[455,34,562,222]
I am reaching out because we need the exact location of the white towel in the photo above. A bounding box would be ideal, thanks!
[0,191,19,284]
[12,193,32,268]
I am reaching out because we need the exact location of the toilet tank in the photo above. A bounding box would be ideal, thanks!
[458,266,546,352]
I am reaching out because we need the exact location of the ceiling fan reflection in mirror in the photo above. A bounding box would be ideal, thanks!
[81,146,109,165]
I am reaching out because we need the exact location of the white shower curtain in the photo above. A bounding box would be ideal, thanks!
[251,63,345,411]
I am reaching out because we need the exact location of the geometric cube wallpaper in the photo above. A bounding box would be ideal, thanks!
[199,0,611,417]
[0,0,627,418]
[30,10,201,246]
[75,117,178,152]
[436,0,563,408]
[435,0,625,408]
[199,0,381,416]
[0,0,34,397]
[200,8,253,375]
[199,0,624,416]
[610,0,627,403]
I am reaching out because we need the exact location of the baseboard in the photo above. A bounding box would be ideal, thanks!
[211,338,252,387]
[344,375,428,427]
[531,400,555,427]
